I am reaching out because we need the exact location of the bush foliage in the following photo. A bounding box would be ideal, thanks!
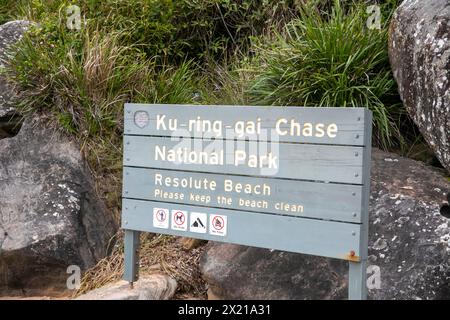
[15,0,299,62]
[247,1,401,147]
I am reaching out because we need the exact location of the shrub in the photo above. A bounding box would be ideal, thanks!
[7,24,201,131]
[15,0,299,63]
[199,55,253,105]
[247,0,401,148]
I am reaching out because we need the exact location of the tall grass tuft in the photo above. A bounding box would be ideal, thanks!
[247,0,401,148]
[0,0,20,24]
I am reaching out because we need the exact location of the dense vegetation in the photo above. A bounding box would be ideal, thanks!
[247,2,400,147]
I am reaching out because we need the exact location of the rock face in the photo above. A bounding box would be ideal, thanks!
[389,0,450,173]
[0,21,30,139]
[0,19,117,296]
[200,149,450,300]
[75,275,177,300]
[0,21,29,64]
[0,118,117,295]
[0,21,29,118]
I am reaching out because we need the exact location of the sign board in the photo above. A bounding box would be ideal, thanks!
[122,104,372,300]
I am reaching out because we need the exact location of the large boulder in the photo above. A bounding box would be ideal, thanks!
[389,0,450,173]
[0,117,117,295]
[0,20,29,118]
[0,21,29,138]
[0,21,29,64]
[200,149,450,300]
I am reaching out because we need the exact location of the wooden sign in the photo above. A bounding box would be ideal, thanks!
[122,104,372,300]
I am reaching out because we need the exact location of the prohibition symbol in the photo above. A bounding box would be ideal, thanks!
[153,208,169,229]
[212,216,224,230]
[171,210,188,231]
[209,214,227,236]
[174,211,185,225]
[156,209,166,222]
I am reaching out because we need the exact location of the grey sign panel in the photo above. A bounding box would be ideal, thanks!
[123,136,364,184]
[123,167,364,223]
[122,198,362,261]
[124,103,368,146]
[122,103,372,300]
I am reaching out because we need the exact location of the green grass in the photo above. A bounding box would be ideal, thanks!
[246,0,402,148]
[0,0,19,24]
[7,26,201,133]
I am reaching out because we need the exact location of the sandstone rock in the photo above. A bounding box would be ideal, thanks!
[389,0,450,173]
[179,237,207,250]
[75,275,177,300]
[0,21,29,64]
[0,21,30,140]
[0,114,21,139]
[0,296,68,300]
[0,21,29,118]
[200,149,450,300]
[0,117,117,294]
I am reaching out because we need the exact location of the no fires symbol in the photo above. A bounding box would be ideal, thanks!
[156,209,166,222]
[212,216,224,230]
[174,211,185,225]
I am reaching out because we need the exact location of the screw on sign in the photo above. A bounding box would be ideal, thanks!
[174,211,185,225]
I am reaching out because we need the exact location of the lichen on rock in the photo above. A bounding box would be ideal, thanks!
[389,0,450,173]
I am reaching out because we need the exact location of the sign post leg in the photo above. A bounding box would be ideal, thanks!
[124,229,140,287]
[348,260,367,300]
